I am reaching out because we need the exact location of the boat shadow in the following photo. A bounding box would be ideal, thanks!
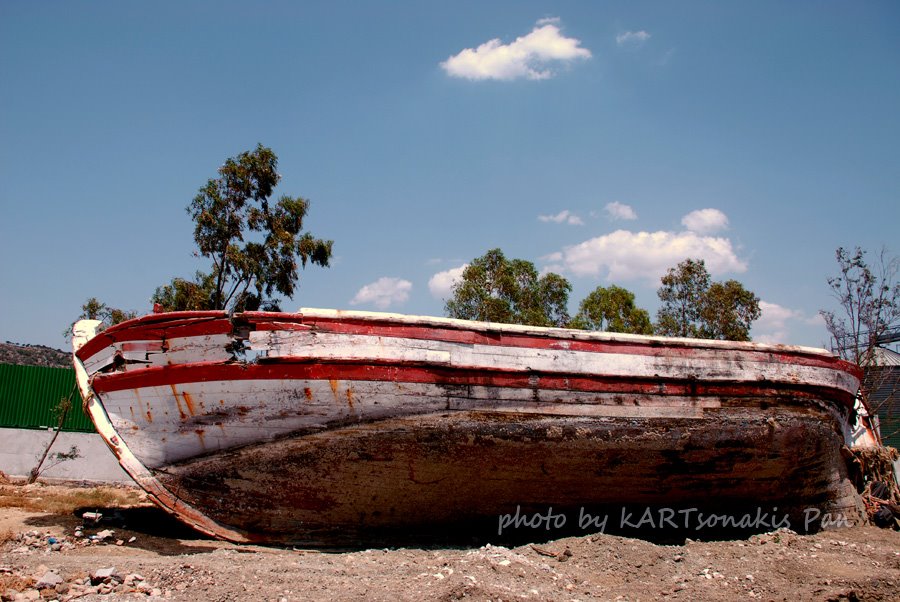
[23,502,829,554]
[280,503,820,551]
[25,506,216,556]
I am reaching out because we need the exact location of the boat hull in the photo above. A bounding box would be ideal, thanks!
[72,309,865,545]
[155,408,858,544]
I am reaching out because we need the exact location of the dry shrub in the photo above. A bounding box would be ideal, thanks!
[0,573,35,592]
[853,446,900,500]
[0,484,146,514]
[0,487,29,510]
[0,528,15,544]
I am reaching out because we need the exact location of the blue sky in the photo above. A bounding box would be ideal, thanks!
[1,1,898,351]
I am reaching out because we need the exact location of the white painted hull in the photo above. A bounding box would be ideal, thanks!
[73,309,867,544]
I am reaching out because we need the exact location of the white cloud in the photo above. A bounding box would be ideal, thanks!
[541,251,563,262]
[538,210,584,225]
[604,201,637,221]
[441,19,591,81]
[616,30,651,47]
[681,208,729,234]
[752,301,805,344]
[805,313,826,327]
[546,229,747,282]
[428,264,468,299]
[350,277,412,310]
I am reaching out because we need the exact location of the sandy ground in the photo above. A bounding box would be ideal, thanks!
[1,482,899,601]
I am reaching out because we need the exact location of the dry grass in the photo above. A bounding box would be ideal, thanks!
[0,483,147,515]
[0,528,15,545]
[0,573,35,592]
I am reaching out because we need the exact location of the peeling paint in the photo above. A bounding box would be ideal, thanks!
[70,309,871,546]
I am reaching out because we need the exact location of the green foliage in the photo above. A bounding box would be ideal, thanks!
[71,298,137,334]
[570,285,653,334]
[444,249,571,327]
[655,259,710,338]
[151,271,217,312]
[165,144,333,312]
[80,298,105,321]
[700,280,762,341]
[655,259,760,341]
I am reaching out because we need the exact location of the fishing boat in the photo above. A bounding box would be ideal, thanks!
[72,308,867,545]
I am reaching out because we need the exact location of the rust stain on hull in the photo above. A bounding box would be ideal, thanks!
[169,384,188,420]
[70,308,871,547]
[182,391,197,416]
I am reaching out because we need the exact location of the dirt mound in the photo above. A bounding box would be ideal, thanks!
[0,482,898,601]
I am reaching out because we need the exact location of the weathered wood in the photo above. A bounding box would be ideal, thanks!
[72,308,868,545]
[156,408,860,545]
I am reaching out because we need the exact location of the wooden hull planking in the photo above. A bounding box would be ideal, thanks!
[73,309,864,544]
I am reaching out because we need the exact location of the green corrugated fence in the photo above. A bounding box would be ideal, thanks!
[0,364,94,432]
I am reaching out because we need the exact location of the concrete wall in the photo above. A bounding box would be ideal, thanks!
[0,427,131,483]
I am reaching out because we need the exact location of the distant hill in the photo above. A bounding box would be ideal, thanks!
[0,342,71,369]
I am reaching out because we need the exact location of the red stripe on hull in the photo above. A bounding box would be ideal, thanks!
[76,316,232,362]
[76,311,861,380]
[295,316,857,373]
[88,360,856,408]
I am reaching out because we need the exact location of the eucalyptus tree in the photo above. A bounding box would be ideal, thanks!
[445,249,571,327]
[153,144,333,312]
[570,285,653,334]
[655,258,760,342]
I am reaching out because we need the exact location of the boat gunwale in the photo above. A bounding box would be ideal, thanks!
[75,308,862,379]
